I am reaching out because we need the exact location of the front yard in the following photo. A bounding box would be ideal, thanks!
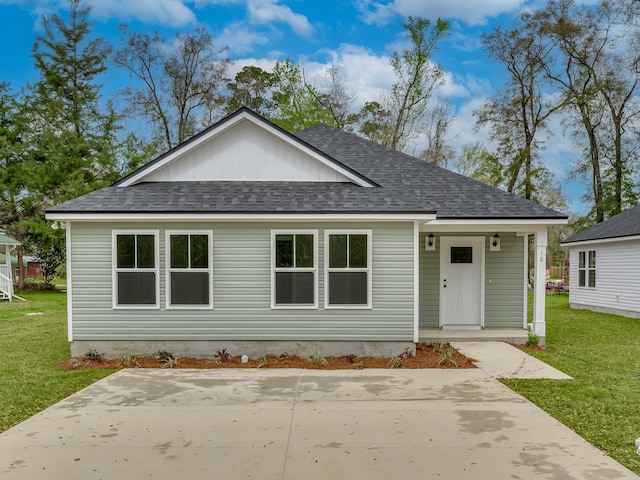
[505,294,640,474]
[0,291,638,474]
[0,290,114,433]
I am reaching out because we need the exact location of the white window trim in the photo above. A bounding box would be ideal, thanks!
[112,230,160,309]
[165,230,214,310]
[324,229,372,310]
[271,230,318,309]
[578,250,597,289]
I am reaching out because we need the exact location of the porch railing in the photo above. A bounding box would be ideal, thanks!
[0,266,13,300]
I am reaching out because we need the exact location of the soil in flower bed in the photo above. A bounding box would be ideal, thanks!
[57,343,476,371]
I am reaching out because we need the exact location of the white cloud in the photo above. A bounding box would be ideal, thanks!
[214,22,270,55]
[360,0,527,26]
[247,0,312,37]
[90,0,196,27]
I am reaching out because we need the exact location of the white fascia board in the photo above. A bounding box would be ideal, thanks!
[561,235,640,247]
[46,212,437,222]
[118,111,375,188]
[421,218,567,232]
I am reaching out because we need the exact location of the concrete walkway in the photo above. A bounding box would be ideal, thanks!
[0,344,637,479]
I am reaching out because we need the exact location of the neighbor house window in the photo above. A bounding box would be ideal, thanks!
[325,230,371,308]
[113,231,159,308]
[272,231,317,308]
[166,231,213,308]
[578,250,596,288]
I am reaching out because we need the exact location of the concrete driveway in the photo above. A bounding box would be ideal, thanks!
[1,344,637,479]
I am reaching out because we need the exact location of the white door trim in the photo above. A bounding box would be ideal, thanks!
[439,236,485,329]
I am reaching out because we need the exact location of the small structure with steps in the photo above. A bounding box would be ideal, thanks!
[0,229,20,301]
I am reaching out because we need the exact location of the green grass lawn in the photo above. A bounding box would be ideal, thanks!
[0,290,114,433]
[505,294,640,475]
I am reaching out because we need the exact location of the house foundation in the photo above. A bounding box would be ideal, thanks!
[70,340,416,360]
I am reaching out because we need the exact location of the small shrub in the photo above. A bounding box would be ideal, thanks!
[161,357,179,369]
[388,354,406,369]
[347,353,358,364]
[437,345,458,367]
[215,348,231,363]
[70,358,85,369]
[403,346,415,358]
[279,352,289,359]
[85,349,104,363]
[156,350,177,367]
[257,356,269,368]
[307,351,329,367]
[120,354,140,368]
[526,332,540,347]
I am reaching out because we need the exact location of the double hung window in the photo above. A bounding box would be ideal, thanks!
[113,231,159,308]
[167,231,213,308]
[578,250,596,288]
[272,231,317,307]
[325,231,371,308]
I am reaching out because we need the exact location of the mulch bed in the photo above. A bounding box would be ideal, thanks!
[57,343,476,371]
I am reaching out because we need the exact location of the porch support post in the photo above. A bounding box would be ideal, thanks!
[532,227,548,338]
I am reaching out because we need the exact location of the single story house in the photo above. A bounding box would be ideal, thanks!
[46,108,567,357]
[561,204,640,318]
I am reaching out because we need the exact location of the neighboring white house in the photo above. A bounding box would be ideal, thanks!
[46,108,567,357]
[0,228,20,301]
[562,204,640,318]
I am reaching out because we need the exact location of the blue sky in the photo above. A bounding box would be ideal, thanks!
[0,0,588,215]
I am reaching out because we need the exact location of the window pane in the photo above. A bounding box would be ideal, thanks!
[349,234,368,268]
[578,251,585,268]
[137,235,155,268]
[578,270,586,287]
[171,272,209,305]
[588,251,596,268]
[190,235,209,268]
[170,235,189,268]
[451,246,472,264]
[329,234,347,268]
[117,235,135,268]
[295,234,314,268]
[589,270,596,288]
[329,272,367,305]
[275,235,294,267]
[117,272,156,304]
[275,272,314,304]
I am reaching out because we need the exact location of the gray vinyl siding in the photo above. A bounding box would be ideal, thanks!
[419,232,525,328]
[69,221,415,341]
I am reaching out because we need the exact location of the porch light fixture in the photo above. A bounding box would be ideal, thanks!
[425,233,436,251]
[490,233,500,251]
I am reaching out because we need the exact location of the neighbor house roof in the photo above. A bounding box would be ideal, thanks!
[47,108,568,221]
[562,204,640,244]
[0,228,20,245]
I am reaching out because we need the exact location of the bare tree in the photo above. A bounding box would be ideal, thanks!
[115,26,230,151]
[531,0,638,222]
[418,100,454,166]
[312,66,358,130]
[476,15,564,200]
[357,17,450,151]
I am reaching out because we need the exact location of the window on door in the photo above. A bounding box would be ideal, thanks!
[450,246,473,264]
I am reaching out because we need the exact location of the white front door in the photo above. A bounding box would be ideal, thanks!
[440,236,484,328]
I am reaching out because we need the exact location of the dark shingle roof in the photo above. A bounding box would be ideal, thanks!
[48,110,568,219]
[563,204,640,243]
[47,181,432,214]
[295,124,566,219]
